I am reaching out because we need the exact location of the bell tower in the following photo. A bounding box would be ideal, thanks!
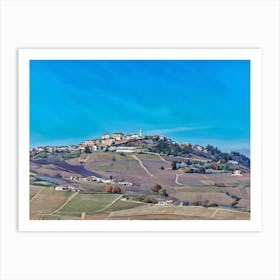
[139,129,142,137]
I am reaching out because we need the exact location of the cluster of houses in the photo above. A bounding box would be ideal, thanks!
[30,145,80,156]
[69,175,133,186]
[80,130,143,151]
[30,130,144,155]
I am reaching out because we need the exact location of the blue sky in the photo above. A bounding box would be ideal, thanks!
[30,60,250,155]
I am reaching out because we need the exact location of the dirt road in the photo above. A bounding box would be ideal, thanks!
[132,155,154,177]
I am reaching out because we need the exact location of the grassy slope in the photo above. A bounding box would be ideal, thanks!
[30,151,251,219]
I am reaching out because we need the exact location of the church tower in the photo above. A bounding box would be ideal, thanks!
[139,129,142,137]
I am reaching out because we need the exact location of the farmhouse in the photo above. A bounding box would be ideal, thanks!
[55,185,80,192]
[117,181,133,186]
[231,170,243,176]
[157,199,174,206]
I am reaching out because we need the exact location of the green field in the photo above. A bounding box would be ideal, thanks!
[58,193,120,217]
[30,187,145,219]
[103,199,144,213]
[30,176,55,187]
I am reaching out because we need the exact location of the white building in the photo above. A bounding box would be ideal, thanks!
[231,170,243,176]
[55,185,80,192]
[116,146,137,153]
[228,160,239,165]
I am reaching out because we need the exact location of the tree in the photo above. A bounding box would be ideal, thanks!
[210,163,219,170]
[104,185,113,193]
[113,186,121,193]
[171,161,177,170]
[144,197,157,204]
[231,199,239,207]
[198,167,206,174]
[184,167,194,173]
[85,146,92,153]
[158,188,168,197]
[160,166,164,170]
[152,184,162,193]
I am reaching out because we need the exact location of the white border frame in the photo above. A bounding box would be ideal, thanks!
[18,48,262,231]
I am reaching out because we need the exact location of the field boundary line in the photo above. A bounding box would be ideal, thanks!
[50,192,78,215]
[79,154,90,163]
[121,199,145,204]
[192,205,249,215]
[158,154,170,163]
[175,173,183,185]
[96,195,123,213]
[30,187,44,202]
[132,155,154,177]
[145,152,170,163]
[210,208,219,218]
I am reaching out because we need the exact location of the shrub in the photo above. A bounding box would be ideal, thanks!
[158,188,168,197]
[198,167,206,174]
[184,168,194,173]
[171,161,177,170]
[144,197,157,204]
[152,184,162,193]
[231,199,239,207]
[104,185,113,193]
[85,146,92,153]
[208,202,218,207]
[112,186,121,193]
[192,201,202,206]
[132,195,145,202]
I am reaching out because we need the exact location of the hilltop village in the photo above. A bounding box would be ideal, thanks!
[30,129,250,180]
[31,129,144,154]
